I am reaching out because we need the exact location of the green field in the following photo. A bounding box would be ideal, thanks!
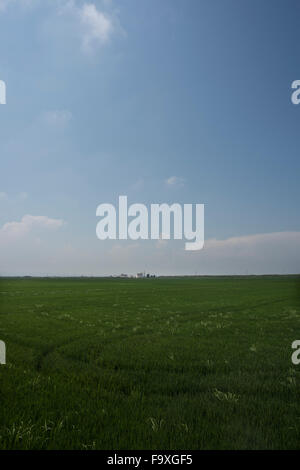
[0,276,299,450]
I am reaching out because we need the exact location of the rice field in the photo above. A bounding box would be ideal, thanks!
[0,275,299,449]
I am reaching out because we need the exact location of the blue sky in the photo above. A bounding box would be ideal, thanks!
[0,0,300,275]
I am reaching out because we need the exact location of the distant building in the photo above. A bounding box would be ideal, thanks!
[136,272,156,278]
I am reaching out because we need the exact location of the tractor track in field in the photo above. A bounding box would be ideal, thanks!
[34,336,85,372]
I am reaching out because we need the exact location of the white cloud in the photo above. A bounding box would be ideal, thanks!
[203,231,300,262]
[57,1,117,54]
[184,231,300,275]
[79,3,113,53]
[0,214,64,240]
[0,225,299,276]
[0,1,119,55]
[165,176,185,188]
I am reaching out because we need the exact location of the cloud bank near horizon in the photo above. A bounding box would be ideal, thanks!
[0,214,299,276]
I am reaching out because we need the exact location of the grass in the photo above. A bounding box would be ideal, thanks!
[0,275,299,450]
